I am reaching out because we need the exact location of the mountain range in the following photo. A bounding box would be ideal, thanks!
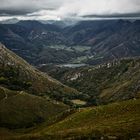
[0,19,140,139]
[0,20,140,65]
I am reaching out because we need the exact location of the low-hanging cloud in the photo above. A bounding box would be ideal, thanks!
[0,0,140,21]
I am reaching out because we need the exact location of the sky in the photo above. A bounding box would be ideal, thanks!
[0,0,140,21]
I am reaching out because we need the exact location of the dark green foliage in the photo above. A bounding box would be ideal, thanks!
[0,77,8,84]
[0,66,32,90]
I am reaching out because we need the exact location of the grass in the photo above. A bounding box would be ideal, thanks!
[1,99,140,139]
[40,99,140,139]
[0,87,69,129]
[0,86,18,100]
[1,45,140,139]
[48,45,91,52]
[71,46,91,52]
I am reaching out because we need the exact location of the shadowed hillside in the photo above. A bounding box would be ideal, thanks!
[0,43,79,102]
[0,86,68,129]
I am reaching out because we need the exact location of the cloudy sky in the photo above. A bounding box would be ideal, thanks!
[0,0,140,21]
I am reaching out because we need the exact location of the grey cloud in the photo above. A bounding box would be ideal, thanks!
[0,0,140,21]
[0,10,31,16]
[0,0,67,12]
[82,13,140,18]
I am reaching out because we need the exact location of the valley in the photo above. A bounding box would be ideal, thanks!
[0,19,140,140]
[0,20,140,66]
[39,58,140,106]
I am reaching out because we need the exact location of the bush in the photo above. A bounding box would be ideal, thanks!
[0,76,8,84]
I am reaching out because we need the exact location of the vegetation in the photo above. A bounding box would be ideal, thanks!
[0,67,32,90]
[42,99,140,139]
[0,44,140,140]
[34,46,83,65]
[39,58,140,105]
[0,86,69,129]
[0,44,80,103]
[0,99,140,139]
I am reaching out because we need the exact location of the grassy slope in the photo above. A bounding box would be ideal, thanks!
[41,99,140,139]
[1,99,140,140]
[0,86,69,129]
[0,43,79,101]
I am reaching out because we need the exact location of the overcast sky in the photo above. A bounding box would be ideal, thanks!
[0,0,140,21]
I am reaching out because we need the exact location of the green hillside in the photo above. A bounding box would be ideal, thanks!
[1,99,140,140]
[40,58,140,105]
[0,86,68,129]
[0,43,79,102]
[43,99,140,139]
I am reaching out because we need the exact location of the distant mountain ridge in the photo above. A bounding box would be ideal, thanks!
[0,20,140,65]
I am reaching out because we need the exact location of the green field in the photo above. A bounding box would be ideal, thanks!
[48,45,91,52]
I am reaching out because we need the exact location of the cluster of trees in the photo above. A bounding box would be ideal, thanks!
[0,66,32,90]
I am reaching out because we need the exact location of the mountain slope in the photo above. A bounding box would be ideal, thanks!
[0,21,71,65]
[2,99,140,139]
[42,99,140,139]
[39,58,140,105]
[88,21,140,64]
[0,20,140,65]
[0,86,68,129]
[63,20,140,64]
[0,43,79,101]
